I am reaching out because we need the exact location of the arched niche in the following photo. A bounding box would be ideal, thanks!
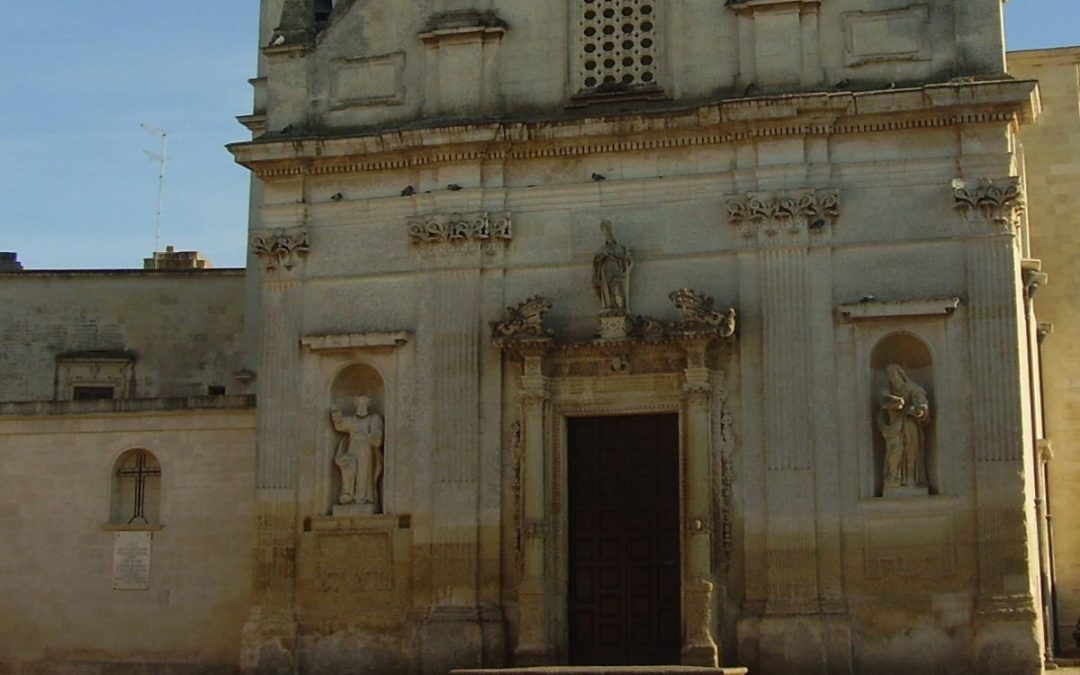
[870,333,936,497]
[327,363,387,514]
[110,449,162,525]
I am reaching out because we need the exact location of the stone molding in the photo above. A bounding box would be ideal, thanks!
[952,177,1026,233]
[726,0,820,11]
[836,297,960,322]
[727,188,840,243]
[250,227,309,271]
[408,211,512,247]
[418,10,508,43]
[228,81,1038,178]
[300,331,411,352]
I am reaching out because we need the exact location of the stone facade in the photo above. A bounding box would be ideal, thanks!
[1009,46,1080,660]
[1,2,1076,675]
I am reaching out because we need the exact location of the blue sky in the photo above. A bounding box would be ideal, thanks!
[0,1,1077,270]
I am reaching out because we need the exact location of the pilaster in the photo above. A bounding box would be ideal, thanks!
[241,226,309,675]
[681,342,720,667]
[956,177,1043,674]
[515,349,553,665]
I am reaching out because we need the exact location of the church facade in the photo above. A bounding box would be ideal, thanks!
[2,2,1076,674]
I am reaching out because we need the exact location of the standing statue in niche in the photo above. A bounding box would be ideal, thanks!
[877,364,930,492]
[331,396,384,512]
[593,220,633,313]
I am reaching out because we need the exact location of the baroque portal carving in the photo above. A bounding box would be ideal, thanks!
[492,296,553,344]
[330,396,385,514]
[250,227,309,271]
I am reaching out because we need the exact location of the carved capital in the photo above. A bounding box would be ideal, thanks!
[250,227,310,271]
[952,177,1025,233]
[727,188,839,244]
[408,211,512,248]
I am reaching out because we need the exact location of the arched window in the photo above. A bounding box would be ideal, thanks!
[111,450,162,525]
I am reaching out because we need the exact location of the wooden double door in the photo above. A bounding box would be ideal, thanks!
[567,414,681,665]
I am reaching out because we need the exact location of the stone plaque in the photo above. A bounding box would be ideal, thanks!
[113,531,152,590]
[317,532,392,593]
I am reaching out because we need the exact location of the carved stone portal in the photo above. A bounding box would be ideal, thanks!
[331,396,385,514]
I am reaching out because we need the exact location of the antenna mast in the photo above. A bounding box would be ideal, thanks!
[141,124,168,253]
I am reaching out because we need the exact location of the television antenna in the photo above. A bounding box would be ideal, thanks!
[141,124,168,253]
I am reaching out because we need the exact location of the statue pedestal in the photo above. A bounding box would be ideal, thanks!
[333,502,377,517]
[882,484,928,499]
[598,312,631,340]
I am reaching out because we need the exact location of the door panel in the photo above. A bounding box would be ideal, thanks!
[568,414,680,665]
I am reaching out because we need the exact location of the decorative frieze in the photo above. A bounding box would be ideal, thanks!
[407,211,512,246]
[952,177,1025,233]
[250,227,309,271]
[727,189,840,243]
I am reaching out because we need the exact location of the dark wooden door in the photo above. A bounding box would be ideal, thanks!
[568,414,680,665]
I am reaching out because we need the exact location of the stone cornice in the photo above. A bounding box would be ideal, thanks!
[228,80,1039,179]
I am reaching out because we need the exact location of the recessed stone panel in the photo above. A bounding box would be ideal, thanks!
[844,5,931,67]
[331,52,405,109]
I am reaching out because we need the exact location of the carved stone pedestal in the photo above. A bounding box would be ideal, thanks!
[332,502,377,517]
[598,312,631,339]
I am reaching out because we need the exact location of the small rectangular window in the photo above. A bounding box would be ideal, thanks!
[575,0,662,97]
[208,385,227,396]
[73,386,115,401]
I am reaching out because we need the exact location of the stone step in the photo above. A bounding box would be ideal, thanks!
[452,668,748,675]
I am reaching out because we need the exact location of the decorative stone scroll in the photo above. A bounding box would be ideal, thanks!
[669,289,737,336]
[492,296,554,345]
[407,211,512,246]
[952,177,1025,233]
[727,188,840,242]
[250,227,309,271]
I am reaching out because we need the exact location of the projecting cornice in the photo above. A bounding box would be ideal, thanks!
[227,79,1039,179]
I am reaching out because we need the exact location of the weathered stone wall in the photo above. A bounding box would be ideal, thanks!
[0,401,256,674]
[0,270,246,403]
[1010,46,1080,655]
[233,72,1044,673]
[255,0,1007,137]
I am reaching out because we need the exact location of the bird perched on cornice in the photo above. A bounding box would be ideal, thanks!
[591,173,606,182]
[447,183,462,191]
[401,185,415,197]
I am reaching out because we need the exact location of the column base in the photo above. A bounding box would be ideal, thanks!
[420,605,506,675]
[239,606,297,675]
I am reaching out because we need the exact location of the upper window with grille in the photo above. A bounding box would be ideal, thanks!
[575,0,662,97]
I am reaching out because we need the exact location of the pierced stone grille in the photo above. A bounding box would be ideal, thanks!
[576,0,660,95]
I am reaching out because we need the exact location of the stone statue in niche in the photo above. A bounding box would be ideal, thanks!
[593,220,633,339]
[877,364,930,495]
[331,396,384,514]
[593,220,632,312]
